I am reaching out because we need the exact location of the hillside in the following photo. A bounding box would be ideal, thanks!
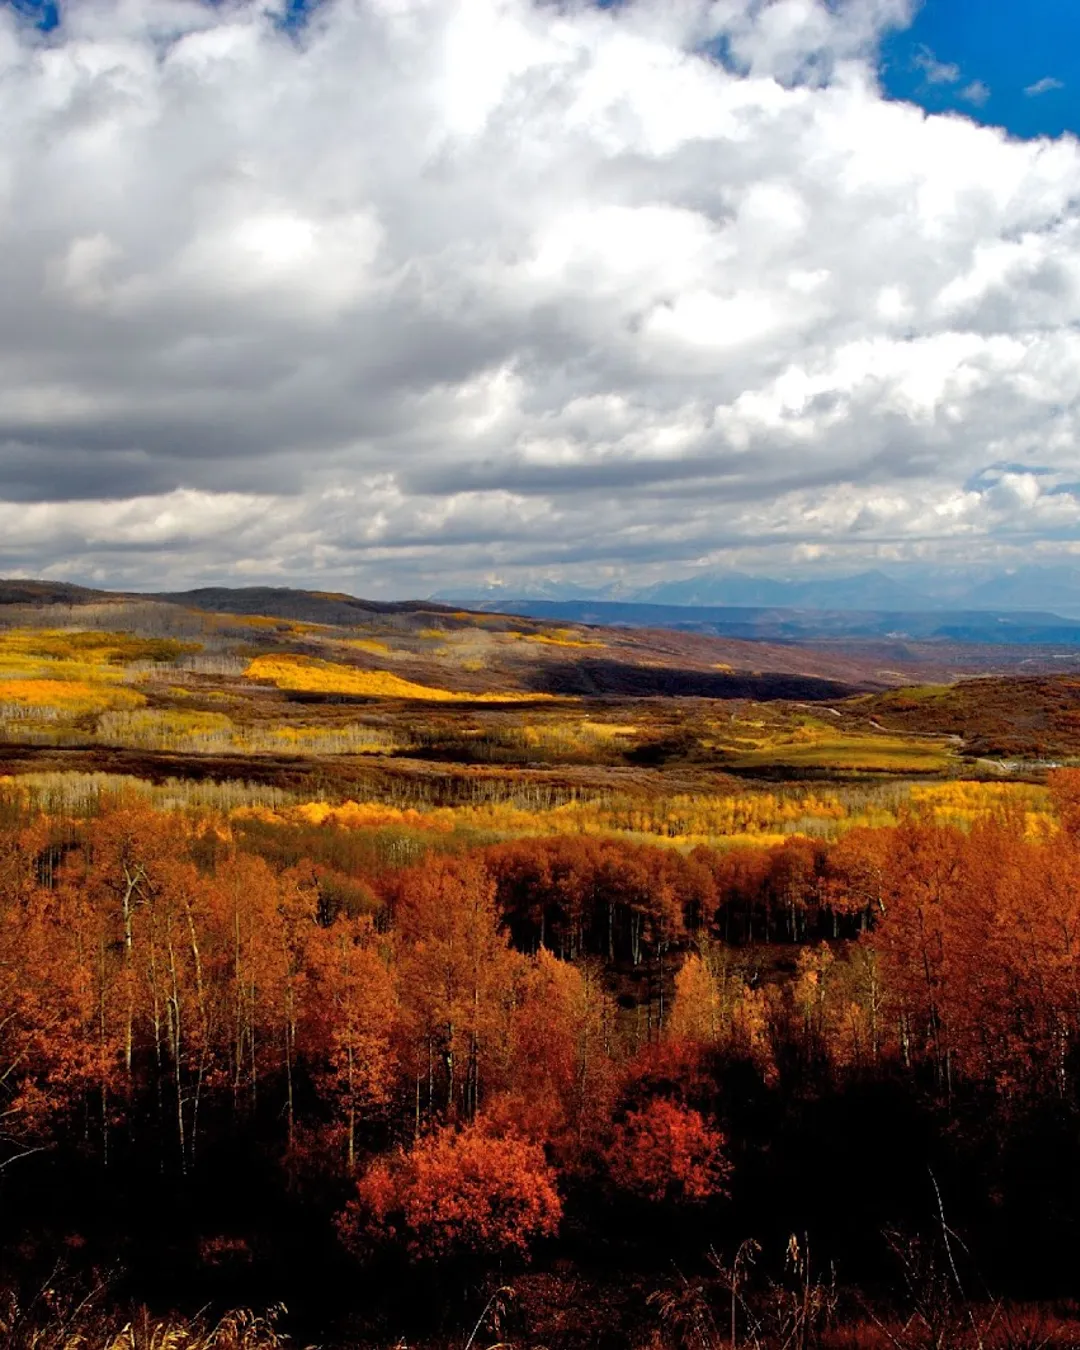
[0,580,1076,794]
[858,676,1080,763]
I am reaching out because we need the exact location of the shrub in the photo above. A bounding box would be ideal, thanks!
[605,1099,731,1206]
[340,1122,561,1262]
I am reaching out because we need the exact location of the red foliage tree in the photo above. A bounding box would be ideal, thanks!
[604,1098,731,1205]
[341,1122,561,1262]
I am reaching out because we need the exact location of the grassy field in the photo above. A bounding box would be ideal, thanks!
[724,731,955,773]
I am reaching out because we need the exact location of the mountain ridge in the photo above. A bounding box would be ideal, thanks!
[436,564,1080,618]
[2,578,1080,664]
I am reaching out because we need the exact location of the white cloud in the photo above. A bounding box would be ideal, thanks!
[1026,76,1064,97]
[0,0,1076,595]
[912,44,960,85]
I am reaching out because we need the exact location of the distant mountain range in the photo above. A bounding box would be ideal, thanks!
[435,565,1080,619]
[444,598,1080,647]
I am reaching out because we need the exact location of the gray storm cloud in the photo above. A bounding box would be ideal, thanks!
[0,0,1079,594]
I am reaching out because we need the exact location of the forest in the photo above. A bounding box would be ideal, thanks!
[0,590,1078,1347]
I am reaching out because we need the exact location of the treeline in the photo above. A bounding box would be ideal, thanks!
[1,775,1080,1325]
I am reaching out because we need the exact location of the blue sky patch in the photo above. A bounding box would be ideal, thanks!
[880,0,1078,140]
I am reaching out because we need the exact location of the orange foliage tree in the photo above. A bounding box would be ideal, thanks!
[300,916,398,1170]
[491,947,620,1152]
[394,856,521,1124]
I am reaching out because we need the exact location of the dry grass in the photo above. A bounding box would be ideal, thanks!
[726,733,953,774]
[0,1287,290,1350]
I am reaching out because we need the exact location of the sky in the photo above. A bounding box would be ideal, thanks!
[880,0,1077,141]
[0,0,1079,598]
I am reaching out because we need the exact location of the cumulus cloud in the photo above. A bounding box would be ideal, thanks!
[0,0,1078,595]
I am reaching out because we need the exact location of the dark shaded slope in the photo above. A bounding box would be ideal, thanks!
[154,587,458,625]
[524,656,857,701]
[0,580,108,605]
